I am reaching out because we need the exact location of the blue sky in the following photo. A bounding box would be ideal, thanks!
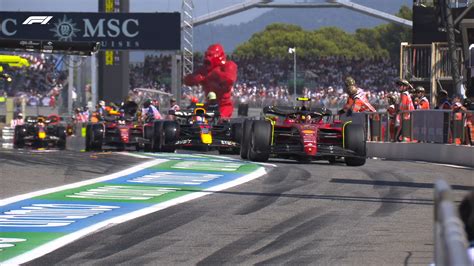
[0,0,268,25]
[0,0,411,25]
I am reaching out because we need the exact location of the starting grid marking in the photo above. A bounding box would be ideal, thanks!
[0,153,266,264]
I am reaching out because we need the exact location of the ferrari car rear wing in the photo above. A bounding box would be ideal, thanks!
[263,105,332,117]
[0,38,100,56]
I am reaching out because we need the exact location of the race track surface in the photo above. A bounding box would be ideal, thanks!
[1,148,472,265]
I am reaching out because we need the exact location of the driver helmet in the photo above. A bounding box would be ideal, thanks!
[191,97,199,103]
[99,100,105,107]
[207,91,217,100]
[143,99,152,108]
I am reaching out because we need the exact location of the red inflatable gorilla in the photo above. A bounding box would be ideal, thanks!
[184,43,237,118]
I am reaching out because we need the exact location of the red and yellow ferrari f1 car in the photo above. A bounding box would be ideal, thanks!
[240,98,366,166]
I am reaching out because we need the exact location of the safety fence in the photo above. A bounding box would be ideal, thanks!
[433,179,470,266]
[344,110,473,145]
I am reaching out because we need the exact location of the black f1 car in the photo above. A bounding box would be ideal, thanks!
[14,115,67,149]
[149,105,242,153]
[240,98,367,166]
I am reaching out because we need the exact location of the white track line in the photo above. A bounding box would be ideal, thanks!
[0,159,166,205]
[413,161,473,170]
[3,167,266,265]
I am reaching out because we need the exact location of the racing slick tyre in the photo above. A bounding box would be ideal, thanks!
[248,120,271,162]
[152,121,179,153]
[240,120,253,159]
[13,125,25,149]
[344,123,366,166]
[143,125,153,152]
[56,126,67,150]
[85,124,103,151]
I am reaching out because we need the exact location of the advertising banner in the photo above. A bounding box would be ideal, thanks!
[0,12,180,50]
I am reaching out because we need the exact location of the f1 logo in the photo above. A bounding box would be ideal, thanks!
[22,16,53,25]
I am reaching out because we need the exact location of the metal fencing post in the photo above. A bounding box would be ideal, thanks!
[433,179,470,266]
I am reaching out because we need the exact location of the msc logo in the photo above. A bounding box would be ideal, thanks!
[22,16,53,25]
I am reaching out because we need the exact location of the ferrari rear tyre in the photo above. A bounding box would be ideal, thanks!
[248,120,271,162]
[85,124,103,151]
[143,125,153,152]
[240,120,253,159]
[152,121,178,152]
[344,123,366,166]
[151,121,164,152]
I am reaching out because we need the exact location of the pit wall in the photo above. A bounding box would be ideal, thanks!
[367,142,474,167]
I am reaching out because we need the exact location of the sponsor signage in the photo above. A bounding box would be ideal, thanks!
[0,12,180,50]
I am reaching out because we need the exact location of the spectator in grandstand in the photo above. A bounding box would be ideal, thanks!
[459,191,474,263]
[435,90,451,109]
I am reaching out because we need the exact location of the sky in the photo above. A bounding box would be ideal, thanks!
[0,0,269,25]
[0,0,411,60]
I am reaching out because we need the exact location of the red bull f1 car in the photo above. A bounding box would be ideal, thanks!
[149,104,241,153]
[14,115,67,149]
[240,98,367,166]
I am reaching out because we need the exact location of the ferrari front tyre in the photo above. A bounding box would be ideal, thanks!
[240,120,253,159]
[344,123,366,166]
[248,120,271,162]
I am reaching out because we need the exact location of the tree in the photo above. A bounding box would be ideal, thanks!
[233,5,413,60]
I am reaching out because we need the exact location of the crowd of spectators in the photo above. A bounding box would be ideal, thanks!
[2,53,399,111]
[129,54,398,110]
[129,55,171,91]
[0,53,67,107]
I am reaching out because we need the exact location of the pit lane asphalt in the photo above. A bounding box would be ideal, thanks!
[2,148,473,265]
[0,148,145,199]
